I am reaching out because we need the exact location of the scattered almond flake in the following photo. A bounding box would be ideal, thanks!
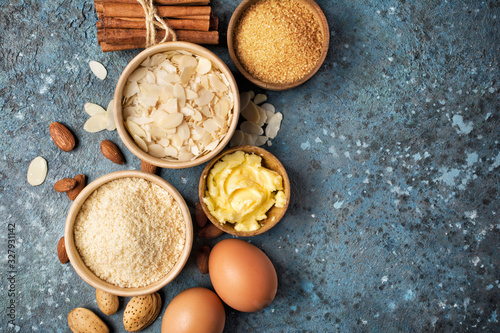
[84,103,106,116]
[240,92,251,110]
[241,120,264,135]
[254,135,268,146]
[266,112,283,139]
[133,134,148,152]
[240,132,256,145]
[124,81,140,98]
[196,57,212,75]
[27,156,47,186]
[253,93,267,105]
[230,130,245,147]
[84,113,107,133]
[256,105,267,127]
[106,100,116,131]
[248,90,255,99]
[261,102,275,113]
[122,50,234,161]
[89,60,107,80]
[241,100,260,123]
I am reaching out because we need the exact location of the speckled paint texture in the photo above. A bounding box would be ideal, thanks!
[0,0,499,332]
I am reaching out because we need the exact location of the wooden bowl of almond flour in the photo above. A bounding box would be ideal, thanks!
[64,170,193,297]
[227,0,329,91]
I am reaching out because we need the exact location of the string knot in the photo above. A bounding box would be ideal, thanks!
[136,0,177,48]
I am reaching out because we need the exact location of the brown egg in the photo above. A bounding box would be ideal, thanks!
[161,287,225,333]
[209,239,278,312]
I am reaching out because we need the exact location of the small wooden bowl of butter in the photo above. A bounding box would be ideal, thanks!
[199,145,290,237]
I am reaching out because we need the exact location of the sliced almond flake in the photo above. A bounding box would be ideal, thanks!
[265,112,283,139]
[213,115,226,128]
[162,113,184,129]
[254,135,268,146]
[162,83,175,99]
[241,100,260,123]
[138,92,159,107]
[84,102,106,116]
[140,57,152,67]
[256,105,267,127]
[106,100,116,131]
[160,60,177,74]
[143,124,152,142]
[204,139,220,152]
[123,106,138,119]
[199,105,212,118]
[203,119,218,134]
[150,53,168,67]
[177,55,197,71]
[177,121,190,141]
[133,134,148,152]
[150,125,167,139]
[174,83,186,107]
[214,99,230,118]
[200,75,210,90]
[185,89,198,100]
[253,93,267,105]
[180,66,195,85]
[164,146,178,158]
[260,102,275,113]
[145,70,156,84]
[84,113,107,132]
[124,81,140,98]
[230,130,244,147]
[27,156,47,186]
[170,134,183,148]
[195,90,214,106]
[165,98,178,114]
[89,60,107,80]
[241,121,264,135]
[240,91,251,110]
[208,74,228,92]
[147,144,166,158]
[191,144,200,156]
[180,106,195,117]
[128,67,148,82]
[248,90,255,100]
[196,57,212,75]
[129,116,153,125]
[192,109,203,122]
[163,74,180,83]
[126,120,147,138]
[178,150,195,162]
[220,73,230,87]
[158,138,170,147]
[192,124,206,139]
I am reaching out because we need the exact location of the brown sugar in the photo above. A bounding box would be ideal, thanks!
[234,0,324,84]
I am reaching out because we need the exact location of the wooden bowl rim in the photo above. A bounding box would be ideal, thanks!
[64,170,193,297]
[198,145,291,237]
[114,41,240,169]
[227,0,330,91]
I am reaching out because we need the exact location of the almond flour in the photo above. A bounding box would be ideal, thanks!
[74,177,186,288]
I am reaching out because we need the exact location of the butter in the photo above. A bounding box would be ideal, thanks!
[203,151,285,232]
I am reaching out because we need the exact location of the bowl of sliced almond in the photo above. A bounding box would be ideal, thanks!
[114,42,240,169]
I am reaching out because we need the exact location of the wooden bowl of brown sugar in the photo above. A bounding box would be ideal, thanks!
[227,0,329,91]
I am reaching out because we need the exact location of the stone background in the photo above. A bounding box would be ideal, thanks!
[0,0,499,332]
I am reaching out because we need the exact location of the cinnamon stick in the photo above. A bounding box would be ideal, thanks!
[96,0,210,5]
[98,28,219,45]
[96,17,210,31]
[95,3,211,18]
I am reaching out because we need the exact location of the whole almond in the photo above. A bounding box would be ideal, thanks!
[96,289,119,315]
[57,236,69,264]
[54,178,77,192]
[196,245,211,274]
[68,307,109,333]
[50,122,76,152]
[194,202,208,228]
[101,140,124,165]
[198,223,224,239]
[123,293,161,332]
[141,160,157,174]
[67,174,86,201]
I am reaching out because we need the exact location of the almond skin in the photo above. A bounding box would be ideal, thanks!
[196,245,211,274]
[54,178,77,192]
[100,140,124,165]
[49,122,76,152]
[57,236,69,264]
[67,174,86,201]
[96,289,119,316]
[140,160,157,174]
[198,223,224,239]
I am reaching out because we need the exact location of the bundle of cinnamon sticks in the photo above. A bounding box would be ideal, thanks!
[94,0,219,52]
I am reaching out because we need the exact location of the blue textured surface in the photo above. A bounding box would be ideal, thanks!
[1,0,499,332]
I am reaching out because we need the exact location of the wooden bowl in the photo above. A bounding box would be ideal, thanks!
[65,170,193,297]
[114,42,240,169]
[227,0,329,91]
[198,145,290,237]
